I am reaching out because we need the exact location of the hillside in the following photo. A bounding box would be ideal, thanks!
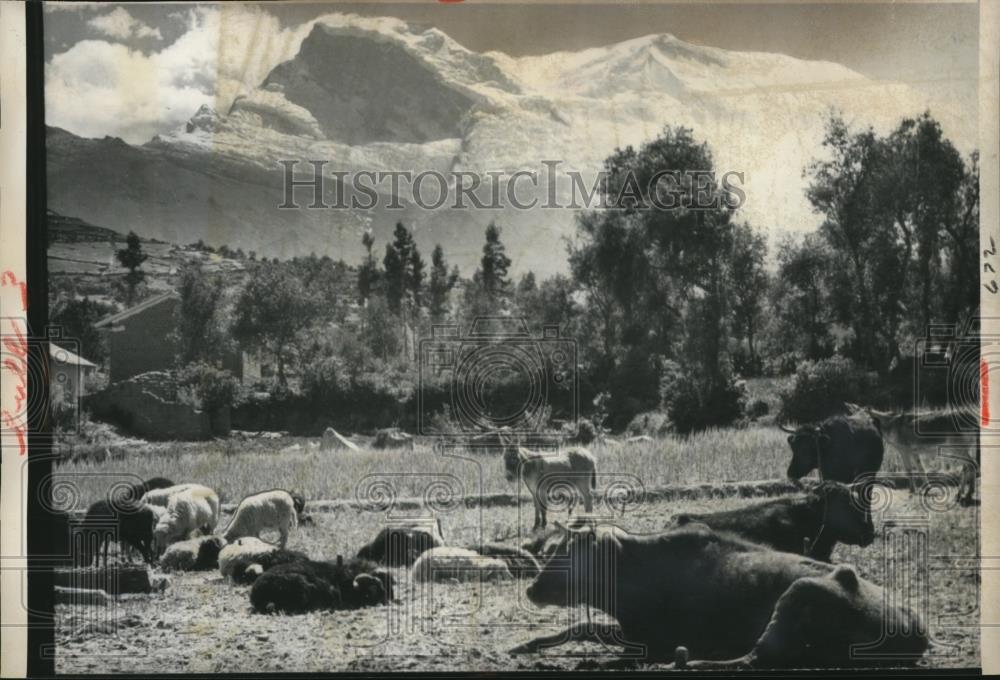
[46,14,969,276]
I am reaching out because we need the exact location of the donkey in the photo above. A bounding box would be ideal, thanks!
[500,433,597,530]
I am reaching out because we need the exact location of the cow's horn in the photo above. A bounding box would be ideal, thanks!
[778,423,797,434]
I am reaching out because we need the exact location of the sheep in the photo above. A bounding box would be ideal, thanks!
[229,548,310,585]
[249,555,394,614]
[152,485,220,553]
[356,519,445,567]
[219,537,277,580]
[140,483,197,507]
[158,535,227,572]
[77,499,163,566]
[411,547,513,583]
[221,489,298,548]
[473,543,541,578]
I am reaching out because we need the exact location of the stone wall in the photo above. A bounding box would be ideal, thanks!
[85,371,229,441]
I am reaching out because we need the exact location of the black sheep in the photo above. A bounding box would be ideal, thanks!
[77,499,159,566]
[250,555,394,614]
[230,548,310,585]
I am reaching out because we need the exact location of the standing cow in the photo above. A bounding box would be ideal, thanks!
[781,412,884,486]
[500,434,596,530]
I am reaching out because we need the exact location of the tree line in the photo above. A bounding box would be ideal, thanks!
[53,111,979,434]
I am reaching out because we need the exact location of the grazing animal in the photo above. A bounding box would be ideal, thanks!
[512,522,927,667]
[782,413,884,485]
[111,476,177,508]
[153,486,220,553]
[670,482,875,562]
[501,435,597,530]
[289,492,306,517]
[846,403,978,504]
[159,536,227,572]
[474,543,540,578]
[221,490,298,548]
[250,555,394,614]
[230,548,310,585]
[356,519,445,567]
[77,500,162,566]
[412,547,513,583]
[140,483,197,507]
[219,537,277,580]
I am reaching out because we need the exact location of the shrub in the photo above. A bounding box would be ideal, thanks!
[625,411,672,437]
[658,360,746,435]
[778,356,878,423]
[177,363,241,412]
[746,398,770,419]
[666,374,747,435]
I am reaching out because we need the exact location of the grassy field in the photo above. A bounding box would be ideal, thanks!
[54,427,831,510]
[51,427,979,671]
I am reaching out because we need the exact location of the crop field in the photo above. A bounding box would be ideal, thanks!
[52,429,980,672]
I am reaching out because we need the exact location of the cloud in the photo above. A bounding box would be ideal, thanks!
[44,2,105,13]
[87,7,163,41]
[46,5,311,143]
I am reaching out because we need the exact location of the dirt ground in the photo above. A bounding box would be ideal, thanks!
[55,490,980,673]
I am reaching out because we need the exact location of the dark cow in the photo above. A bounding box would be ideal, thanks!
[782,413,884,485]
[670,482,875,562]
[356,519,445,567]
[512,522,927,667]
[473,543,541,578]
[230,548,310,585]
[77,499,160,567]
[250,555,394,614]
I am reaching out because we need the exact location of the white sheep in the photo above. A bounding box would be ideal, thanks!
[153,485,220,552]
[159,535,227,572]
[221,490,298,548]
[411,547,513,583]
[218,536,277,580]
[140,483,197,507]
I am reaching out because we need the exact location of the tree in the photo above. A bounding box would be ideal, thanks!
[232,262,314,385]
[728,223,769,374]
[479,221,512,304]
[173,261,228,365]
[382,221,424,359]
[49,296,114,364]
[804,112,978,374]
[116,231,148,307]
[568,126,744,425]
[463,222,513,320]
[357,230,380,304]
[427,244,459,323]
[767,234,835,365]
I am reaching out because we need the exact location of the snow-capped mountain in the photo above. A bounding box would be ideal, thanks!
[46,13,971,276]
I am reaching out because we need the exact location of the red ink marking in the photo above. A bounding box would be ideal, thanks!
[1,319,29,455]
[982,359,990,427]
[1,271,28,310]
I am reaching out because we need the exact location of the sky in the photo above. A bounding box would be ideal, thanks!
[43,1,979,145]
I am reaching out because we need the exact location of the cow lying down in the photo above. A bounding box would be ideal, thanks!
[511,521,927,668]
[250,555,394,614]
[669,482,875,562]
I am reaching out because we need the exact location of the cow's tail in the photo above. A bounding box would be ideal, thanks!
[591,467,597,490]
